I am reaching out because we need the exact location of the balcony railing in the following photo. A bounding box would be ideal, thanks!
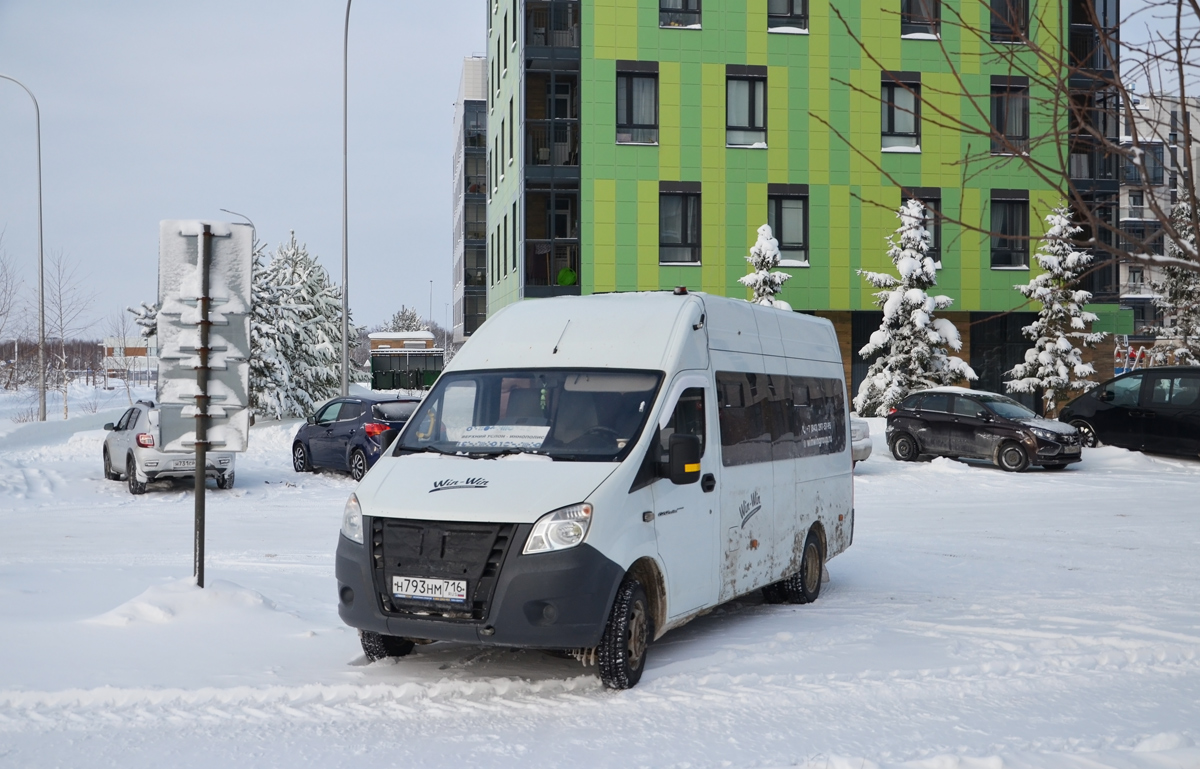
[1069,25,1117,71]
[464,267,486,287]
[1069,146,1116,180]
[465,222,486,241]
[527,120,580,167]
[526,240,580,286]
[465,174,486,195]
[526,2,580,48]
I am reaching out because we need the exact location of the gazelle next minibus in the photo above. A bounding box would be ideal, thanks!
[335,291,854,688]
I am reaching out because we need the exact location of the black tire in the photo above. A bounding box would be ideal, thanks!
[103,448,120,481]
[1070,420,1100,448]
[292,442,312,473]
[597,578,653,690]
[217,471,235,489]
[780,532,823,604]
[890,433,920,462]
[761,582,787,604]
[127,456,146,495]
[359,630,415,662]
[997,441,1030,472]
[349,449,368,482]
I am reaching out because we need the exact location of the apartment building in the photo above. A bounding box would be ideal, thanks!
[484,0,1131,392]
[1118,93,1199,338]
[452,56,489,345]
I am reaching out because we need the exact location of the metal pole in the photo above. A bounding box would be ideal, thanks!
[340,0,353,396]
[0,75,46,421]
[194,225,213,588]
[219,208,256,248]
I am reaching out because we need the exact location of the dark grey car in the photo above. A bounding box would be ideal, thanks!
[886,387,1083,471]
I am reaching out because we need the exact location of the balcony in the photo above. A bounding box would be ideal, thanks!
[1069,25,1117,72]
[526,2,580,48]
[1069,145,1116,181]
[526,120,579,167]
[465,174,486,195]
[525,240,581,297]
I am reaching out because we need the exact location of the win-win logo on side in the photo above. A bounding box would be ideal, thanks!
[429,478,489,493]
[739,491,761,528]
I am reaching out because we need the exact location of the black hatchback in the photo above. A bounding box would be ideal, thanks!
[886,387,1083,471]
[292,396,421,481]
[1058,366,1200,457]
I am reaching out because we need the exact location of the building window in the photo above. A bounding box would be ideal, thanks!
[1128,266,1144,286]
[768,195,808,265]
[512,201,519,272]
[901,0,938,35]
[616,72,658,144]
[991,196,1029,268]
[991,84,1029,153]
[1122,222,1165,255]
[502,216,508,277]
[991,0,1028,42]
[1123,144,1166,186]
[660,0,700,27]
[727,76,767,146]
[660,190,701,263]
[466,201,486,241]
[882,80,920,149]
[767,0,808,30]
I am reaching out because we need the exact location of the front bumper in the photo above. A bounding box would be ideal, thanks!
[1028,435,1083,465]
[336,519,625,649]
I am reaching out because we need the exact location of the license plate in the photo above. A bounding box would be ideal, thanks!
[175,459,195,468]
[392,576,468,603]
[1063,446,1081,454]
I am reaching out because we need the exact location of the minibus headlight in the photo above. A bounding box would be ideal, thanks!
[341,493,364,544]
[523,503,592,554]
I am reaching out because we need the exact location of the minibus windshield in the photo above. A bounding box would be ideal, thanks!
[396,369,663,461]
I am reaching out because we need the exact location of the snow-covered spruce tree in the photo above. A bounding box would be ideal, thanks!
[1148,201,1200,365]
[738,224,792,309]
[1005,205,1105,416]
[249,233,344,419]
[127,301,159,339]
[854,199,975,417]
[384,305,426,332]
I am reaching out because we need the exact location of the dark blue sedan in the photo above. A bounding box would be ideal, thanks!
[292,396,420,481]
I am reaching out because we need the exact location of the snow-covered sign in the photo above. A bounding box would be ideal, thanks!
[157,220,253,453]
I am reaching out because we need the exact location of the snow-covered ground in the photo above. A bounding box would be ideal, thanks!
[1,396,1198,769]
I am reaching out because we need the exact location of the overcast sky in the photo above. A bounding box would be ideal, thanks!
[0,1,486,334]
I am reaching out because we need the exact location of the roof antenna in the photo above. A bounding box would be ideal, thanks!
[552,320,571,355]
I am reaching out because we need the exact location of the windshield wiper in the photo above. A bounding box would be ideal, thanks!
[469,447,555,459]
[397,444,462,458]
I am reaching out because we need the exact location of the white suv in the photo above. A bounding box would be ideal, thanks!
[102,400,236,495]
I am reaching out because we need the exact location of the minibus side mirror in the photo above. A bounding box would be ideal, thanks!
[667,434,702,485]
[380,428,400,453]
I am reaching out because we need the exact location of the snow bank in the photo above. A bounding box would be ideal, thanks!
[86,578,280,627]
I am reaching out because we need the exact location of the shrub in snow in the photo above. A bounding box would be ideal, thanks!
[250,233,345,420]
[738,224,792,309]
[854,199,975,417]
[1005,204,1105,416]
[1148,201,1200,366]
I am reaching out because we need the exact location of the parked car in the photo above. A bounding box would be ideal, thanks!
[292,396,420,481]
[1058,366,1200,458]
[850,416,872,466]
[102,400,236,495]
[336,291,854,690]
[886,387,1082,471]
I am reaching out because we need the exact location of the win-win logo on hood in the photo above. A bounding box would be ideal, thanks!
[429,477,489,493]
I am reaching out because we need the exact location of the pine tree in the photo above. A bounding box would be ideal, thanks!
[854,199,975,416]
[1148,201,1200,365]
[249,233,344,419]
[1005,204,1105,416]
[384,305,426,332]
[738,223,792,309]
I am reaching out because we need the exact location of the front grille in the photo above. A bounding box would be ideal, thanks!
[370,517,516,622]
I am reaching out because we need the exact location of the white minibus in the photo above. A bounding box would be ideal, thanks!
[336,290,854,688]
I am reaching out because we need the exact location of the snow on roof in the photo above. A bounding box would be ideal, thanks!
[368,330,435,341]
[918,386,988,396]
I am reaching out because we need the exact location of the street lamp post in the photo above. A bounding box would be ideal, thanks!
[1,74,47,421]
[219,208,257,247]
[341,0,353,396]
